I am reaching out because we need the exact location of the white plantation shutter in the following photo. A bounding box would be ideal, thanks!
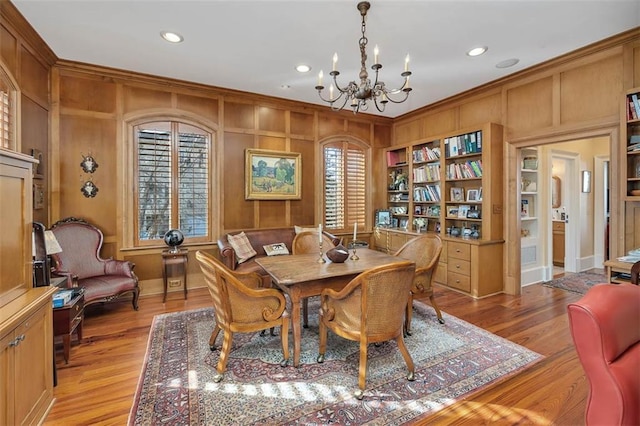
[0,79,12,150]
[135,121,210,245]
[323,140,367,232]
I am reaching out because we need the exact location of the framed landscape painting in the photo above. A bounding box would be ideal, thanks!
[245,149,301,200]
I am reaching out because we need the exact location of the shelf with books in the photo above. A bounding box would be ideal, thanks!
[625,89,640,198]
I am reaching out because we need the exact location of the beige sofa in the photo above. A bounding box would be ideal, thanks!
[217,227,340,285]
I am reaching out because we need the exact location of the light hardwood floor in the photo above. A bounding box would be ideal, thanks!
[45,283,587,425]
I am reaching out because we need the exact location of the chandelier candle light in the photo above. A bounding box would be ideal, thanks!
[315,1,412,113]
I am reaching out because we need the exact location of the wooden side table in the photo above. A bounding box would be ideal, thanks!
[53,290,84,364]
[604,260,634,284]
[162,249,188,302]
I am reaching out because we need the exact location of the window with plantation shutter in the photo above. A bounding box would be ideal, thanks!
[0,76,13,150]
[323,139,368,232]
[135,121,211,246]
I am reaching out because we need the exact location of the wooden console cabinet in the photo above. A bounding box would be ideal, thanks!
[0,149,56,424]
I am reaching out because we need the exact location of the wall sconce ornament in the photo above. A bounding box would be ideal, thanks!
[581,170,591,193]
[80,153,98,173]
[81,180,99,198]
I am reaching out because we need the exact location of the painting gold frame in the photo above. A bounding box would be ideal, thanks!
[245,149,301,200]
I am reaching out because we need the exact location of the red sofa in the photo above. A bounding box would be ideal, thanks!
[567,283,640,426]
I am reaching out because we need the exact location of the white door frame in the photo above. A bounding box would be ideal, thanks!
[594,155,609,267]
[549,150,579,273]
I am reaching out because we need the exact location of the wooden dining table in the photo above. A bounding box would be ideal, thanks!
[256,248,409,367]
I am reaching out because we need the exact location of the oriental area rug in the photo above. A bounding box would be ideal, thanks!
[129,302,542,425]
[543,271,607,295]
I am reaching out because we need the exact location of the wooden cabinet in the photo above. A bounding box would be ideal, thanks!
[380,123,504,297]
[552,221,565,266]
[625,88,640,198]
[0,149,55,425]
[1,287,57,426]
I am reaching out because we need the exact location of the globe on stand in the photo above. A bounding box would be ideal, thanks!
[164,229,184,253]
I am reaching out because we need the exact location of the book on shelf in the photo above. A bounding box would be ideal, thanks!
[386,150,400,167]
[521,199,530,217]
[630,100,639,120]
[632,94,640,118]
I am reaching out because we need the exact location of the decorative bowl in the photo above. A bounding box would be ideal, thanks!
[326,244,349,263]
[631,189,640,196]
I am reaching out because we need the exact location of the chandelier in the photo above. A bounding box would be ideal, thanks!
[315,1,412,113]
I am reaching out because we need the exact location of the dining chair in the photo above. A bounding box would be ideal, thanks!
[195,250,290,382]
[317,261,416,399]
[394,234,444,334]
[292,231,337,328]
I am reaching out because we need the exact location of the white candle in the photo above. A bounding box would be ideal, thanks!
[404,54,410,72]
[374,45,379,64]
[318,70,323,86]
[329,84,334,100]
[353,222,357,241]
[318,224,322,244]
[332,53,338,71]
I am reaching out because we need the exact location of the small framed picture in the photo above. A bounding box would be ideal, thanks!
[466,189,479,202]
[447,206,459,218]
[375,209,392,227]
[467,209,481,219]
[434,222,441,232]
[450,187,464,202]
[414,205,422,215]
[458,204,470,218]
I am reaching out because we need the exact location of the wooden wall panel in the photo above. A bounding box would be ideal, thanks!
[290,138,315,226]
[58,116,118,235]
[21,97,48,224]
[19,45,48,104]
[290,111,314,137]
[257,135,286,151]
[123,86,171,113]
[421,109,457,138]
[632,43,640,87]
[176,94,219,123]
[317,115,345,139]
[506,77,554,135]
[225,102,254,129]
[0,24,17,75]
[459,93,502,129]
[394,119,423,145]
[59,74,116,113]
[223,132,255,230]
[560,55,621,124]
[347,120,371,142]
[258,201,286,228]
[258,106,285,133]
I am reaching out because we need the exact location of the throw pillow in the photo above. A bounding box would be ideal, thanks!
[295,225,319,234]
[227,232,257,264]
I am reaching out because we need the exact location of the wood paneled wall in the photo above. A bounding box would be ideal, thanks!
[392,28,640,294]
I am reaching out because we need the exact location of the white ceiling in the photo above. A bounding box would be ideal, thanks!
[11,0,640,118]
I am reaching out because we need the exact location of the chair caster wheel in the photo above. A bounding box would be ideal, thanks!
[406,330,413,336]
[354,390,364,400]
[438,318,445,324]
[280,359,288,367]
[407,371,415,381]
[209,345,216,351]
[213,374,224,383]
[317,354,325,363]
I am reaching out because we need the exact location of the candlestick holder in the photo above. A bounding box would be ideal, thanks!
[317,241,326,263]
[350,239,359,261]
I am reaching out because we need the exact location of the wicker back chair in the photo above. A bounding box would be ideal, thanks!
[292,231,338,327]
[317,261,416,399]
[395,234,444,333]
[195,251,289,382]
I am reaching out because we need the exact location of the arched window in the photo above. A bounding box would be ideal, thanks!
[133,120,213,246]
[0,63,18,151]
[322,138,369,232]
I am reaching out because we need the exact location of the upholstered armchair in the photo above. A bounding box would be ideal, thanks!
[292,231,338,327]
[50,217,139,310]
[394,234,444,333]
[567,283,640,425]
[196,250,289,382]
[317,261,416,399]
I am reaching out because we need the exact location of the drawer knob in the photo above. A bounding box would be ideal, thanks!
[456,264,460,269]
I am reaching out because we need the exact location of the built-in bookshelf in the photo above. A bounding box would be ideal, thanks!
[520,147,539,240]
[380,123,504,298]
[626,88,640,198]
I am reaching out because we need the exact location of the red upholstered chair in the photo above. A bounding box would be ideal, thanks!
[50,217,139,310]
[567,283,640,426]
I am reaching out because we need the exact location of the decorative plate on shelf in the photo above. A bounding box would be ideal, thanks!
[630,189,640,196]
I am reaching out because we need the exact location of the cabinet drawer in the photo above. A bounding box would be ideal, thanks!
[448,241,470,261]
[552,221,565,232]
[447,271,471,292]
[448,258,471,276]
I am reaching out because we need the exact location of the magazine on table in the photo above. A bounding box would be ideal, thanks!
[263,243,290,256]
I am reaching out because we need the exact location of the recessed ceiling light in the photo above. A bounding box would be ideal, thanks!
[467,46,488,57]
[160,31,184,43]
[295,64,311,73]
[281,84,291,90]
[496,58,520,69]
